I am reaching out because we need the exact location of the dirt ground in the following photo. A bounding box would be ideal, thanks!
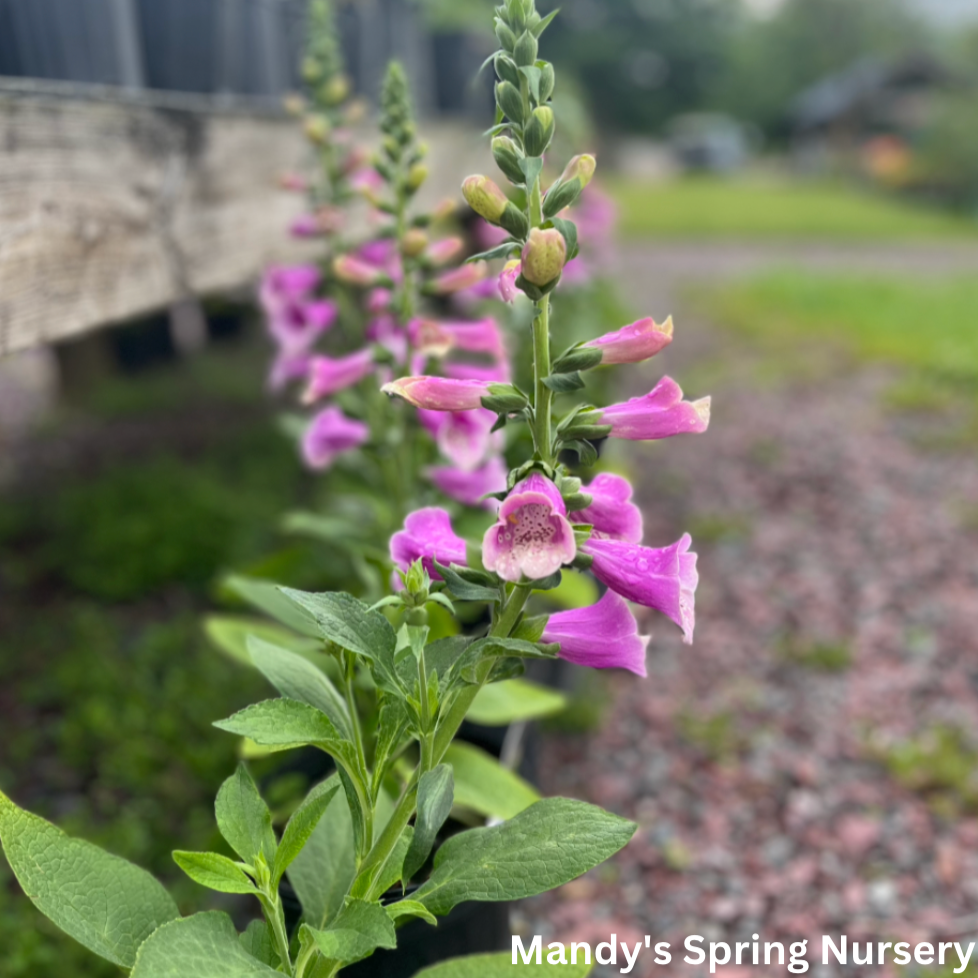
[522,243,978,977]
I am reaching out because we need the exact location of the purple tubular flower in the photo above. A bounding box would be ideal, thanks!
[498,260,521,304]
[367,288,392,314]
[542,590,650,676]
[381,376,492,411]
[418,407,502,471]
[289,213,324,238]
[390,508,468,579]
[428,456,508,510]
[599,376,711,441]
[260,265,320,314]
[431,262,488,295]
[366,315,407,364]
[570,473,643,544]
[443,360,511,384]
[482,473,577,582]
[301,406,369,470]
[268,299,338,353]
[584,316,674,365]
[268,351,313,392]
[408,317,505,360]
[583,534,698,644]
[302,349,375,403]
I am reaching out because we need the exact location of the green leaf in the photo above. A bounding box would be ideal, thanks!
[433,562,501,603]
[542,371,586,393]
[467,241,520,263]
[445,742,539,820]
[373,825,413,897]
[247,635,352,739]
[403,765,454,882]
[425,635,475,688]
[214,698,346,754]
[519,64,542,103]
[416,951,592,978]
[0,790,178,967]
[458,637,558,682]
[287,786,356,928]
[531,8,560,37]
[223,576,320,639]
[172,851,258,895]
[301,899,396,966]
[238,920,279,968]
[467,679,568,726]
[280,589,400,693]
[215,764,276,865]
[518,155,543,189]
[204,615,322,668]
[274,778,341,886]
[550,217,579,260]
[131,911,280,977]
[413,798,636,916]
[386,899,437,926]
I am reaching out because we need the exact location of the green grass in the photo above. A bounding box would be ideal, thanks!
[698,271,978,387]
[609,176,978,240]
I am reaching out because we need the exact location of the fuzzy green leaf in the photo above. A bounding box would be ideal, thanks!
[301,899,397,965]
[274,778,341,886]
[417,951,592,978]
[215,764,276,865]
[0,789,178,967]
[287,785,356,929]
[247,635,351,739]
[238,920,279,968]
[404,765,454,882]
[386,899,437,926]
[433,562,501,603]
[413,798,636,916]
[445,742,539,820]
[223,576,321,638]
[131,911,280,977]
[172,851,258,895]
[467,679,568,726]
[279,589,400,693]
[204,615,322,668]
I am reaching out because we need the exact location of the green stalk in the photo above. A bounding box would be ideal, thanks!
[258,893,293,974]
[531,296,553,463]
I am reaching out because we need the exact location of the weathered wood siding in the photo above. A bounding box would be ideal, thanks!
[0,88,312,356]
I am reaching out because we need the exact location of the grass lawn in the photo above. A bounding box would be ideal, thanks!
[608,176,978,241]
[697,271,978,388]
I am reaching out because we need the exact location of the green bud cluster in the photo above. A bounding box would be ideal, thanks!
[303,0,349,111]
[378,62,427,200]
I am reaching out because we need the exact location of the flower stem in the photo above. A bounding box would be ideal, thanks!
[531,296,553,463]
[258,893,292,974]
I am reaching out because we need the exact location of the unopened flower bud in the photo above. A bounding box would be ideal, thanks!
[492,136,526,185]
[407,163,428,191]
[495,20,517,52]
[401,228,428,257]
[521,227,566,287]
[304,115,331,145]
[433,198,457,222]
[513,30,539,67]
[539,63,555,101]
[322,74,350,105]
[427,236,464,265]
[495,81,525,124]
[506,0,527,32]
[524,106,555,157]
[301,57,323,84]
[462,175,510,223]
[404,558,428,598]
[282,92,306,116]
[494,53,521,87]
[560,154,597,189]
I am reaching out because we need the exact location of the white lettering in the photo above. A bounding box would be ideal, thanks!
[915,942,935,965]
[894,943,911,965]
[955,942,976,974]
[654,942,672,965]
[513,935,541,964]
[570,942,591,965]
[710,942,731,974]
[685,935,706,965]
[823,935,847,964]
[596,935,617,966]
[620,941,642,974]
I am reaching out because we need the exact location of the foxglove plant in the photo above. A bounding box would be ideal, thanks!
[0,4,709,977]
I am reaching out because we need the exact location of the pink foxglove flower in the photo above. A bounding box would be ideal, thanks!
[430,262,488,295]
[408,317,505,360]
[268,351,313,392]
[290,213,324,238]
[279,171,309,192]
[428,457,507,510]
[427,237,465,266]
[570,473,643,544]
[301,406,369,470]
[498,260,521,304]
[303,349,375,403]
[390,508,467,579]
[367,288,392,315]
[419,407,502,471]
[542,590,650,676]
[381,376,492,411]
[334,254,386,287]
[366,315,407,364]
[584,316,674,365]
[474,219,511,250]
[482,473,576,582]
[599,377,710,441]
[260,265,320,314]
[351,166,384,204]
[268,299,337,353]
[583,534,698,644]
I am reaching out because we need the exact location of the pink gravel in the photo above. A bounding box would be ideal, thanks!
[522,344,978,977]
